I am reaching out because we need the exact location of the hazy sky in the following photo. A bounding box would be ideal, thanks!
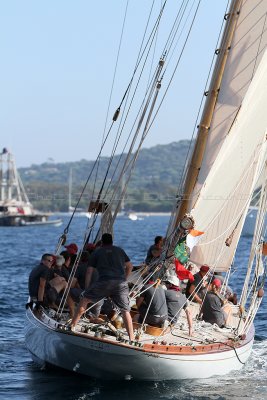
[0,0,228,167]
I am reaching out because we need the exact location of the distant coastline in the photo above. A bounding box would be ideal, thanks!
[19,141,190,214]
[56,211,171,217]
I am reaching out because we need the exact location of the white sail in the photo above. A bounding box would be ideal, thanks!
[189,0,267,209]
[190,49,267,271]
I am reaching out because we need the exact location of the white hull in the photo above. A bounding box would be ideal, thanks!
[21,218,62,227]
[0,214,62,227]
[25,308,253,381]
[116,210,138,221]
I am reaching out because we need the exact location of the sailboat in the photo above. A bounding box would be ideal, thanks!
[25,0,267,380]
[116,209,138,221]
[0,148,62,227]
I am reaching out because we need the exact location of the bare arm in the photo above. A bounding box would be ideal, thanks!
[185,308,193,336]
[189,284,202,304]
[70,276,78,288]
[85,266,94,289]
[38,277,46,302]
[125,261,133,279]
[151,248,161,258]
[136,296,144,309]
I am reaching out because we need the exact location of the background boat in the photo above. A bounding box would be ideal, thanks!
[116,210,138,221]
[0,148,62,227]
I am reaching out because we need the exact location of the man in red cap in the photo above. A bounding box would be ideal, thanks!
[185,264,210,304]
[86,243,96,252]
[64,243,78,255]
[201,278,227,327]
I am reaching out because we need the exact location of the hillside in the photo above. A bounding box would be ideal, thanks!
[19,140,192,212]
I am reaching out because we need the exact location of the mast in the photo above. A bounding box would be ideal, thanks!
[68,167,72,211]
[174,0,242,227]
[11,153,24,203]
[0,148,30,204]
[0,151,4,202]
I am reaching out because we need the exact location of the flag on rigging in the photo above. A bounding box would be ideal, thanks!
[174,258,194,282]
[186,229,204,252]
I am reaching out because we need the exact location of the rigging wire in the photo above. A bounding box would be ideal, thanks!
[86,2,168,221]
[167,0,230,228]
[101,2,163,202]
[91,0,130,202]
[64,0,204,238]
[102,0,204,218]
[146,1,160,89]
[141,0,202,144]
[62,1,166,234]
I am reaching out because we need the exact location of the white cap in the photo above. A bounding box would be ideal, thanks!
[56,255,65,267]
[164,270,180,287]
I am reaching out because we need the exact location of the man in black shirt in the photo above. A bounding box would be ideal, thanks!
[201,278,226,327]
[164,271,193,336]
[136,281,168,328]
[28,253,54,304]
[145,236,164,264]
[71,233,134,341]
[185,265,210,304]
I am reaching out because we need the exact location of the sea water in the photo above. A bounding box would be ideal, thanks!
[0,215,266,400]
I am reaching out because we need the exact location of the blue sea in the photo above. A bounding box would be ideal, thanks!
[0,215,266,400]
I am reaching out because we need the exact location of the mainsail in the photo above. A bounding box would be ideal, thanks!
[190,0,267,208]
[171,0,267,271]
[191,49,267,271]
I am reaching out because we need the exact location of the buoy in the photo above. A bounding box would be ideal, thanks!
[257,288,264,298]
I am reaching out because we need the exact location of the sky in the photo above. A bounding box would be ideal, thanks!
[0,0,229,168]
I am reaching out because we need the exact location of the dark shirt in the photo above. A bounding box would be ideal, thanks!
[185,272,206,299]
[140,284,168,317]
[89,245,130,281]
[28,263,50,298]
[61,265,70,281]
[74,261,89,290]
[201,291,225,327]
[145,244,159,264]
[53,267,65,278]
[165,289,188,323]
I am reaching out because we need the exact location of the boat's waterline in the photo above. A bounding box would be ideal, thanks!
[25,309,253,381]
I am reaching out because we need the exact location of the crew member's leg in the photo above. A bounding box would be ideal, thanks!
[71,296,91,328]
[121,310,134,341]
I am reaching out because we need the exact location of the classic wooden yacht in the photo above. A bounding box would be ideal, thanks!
[25,0,266,380]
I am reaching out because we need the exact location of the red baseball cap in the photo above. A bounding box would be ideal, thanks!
[64,243,78,254]
[86,243,96,251]
[200,265,210,273]
[212,278,221,288]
